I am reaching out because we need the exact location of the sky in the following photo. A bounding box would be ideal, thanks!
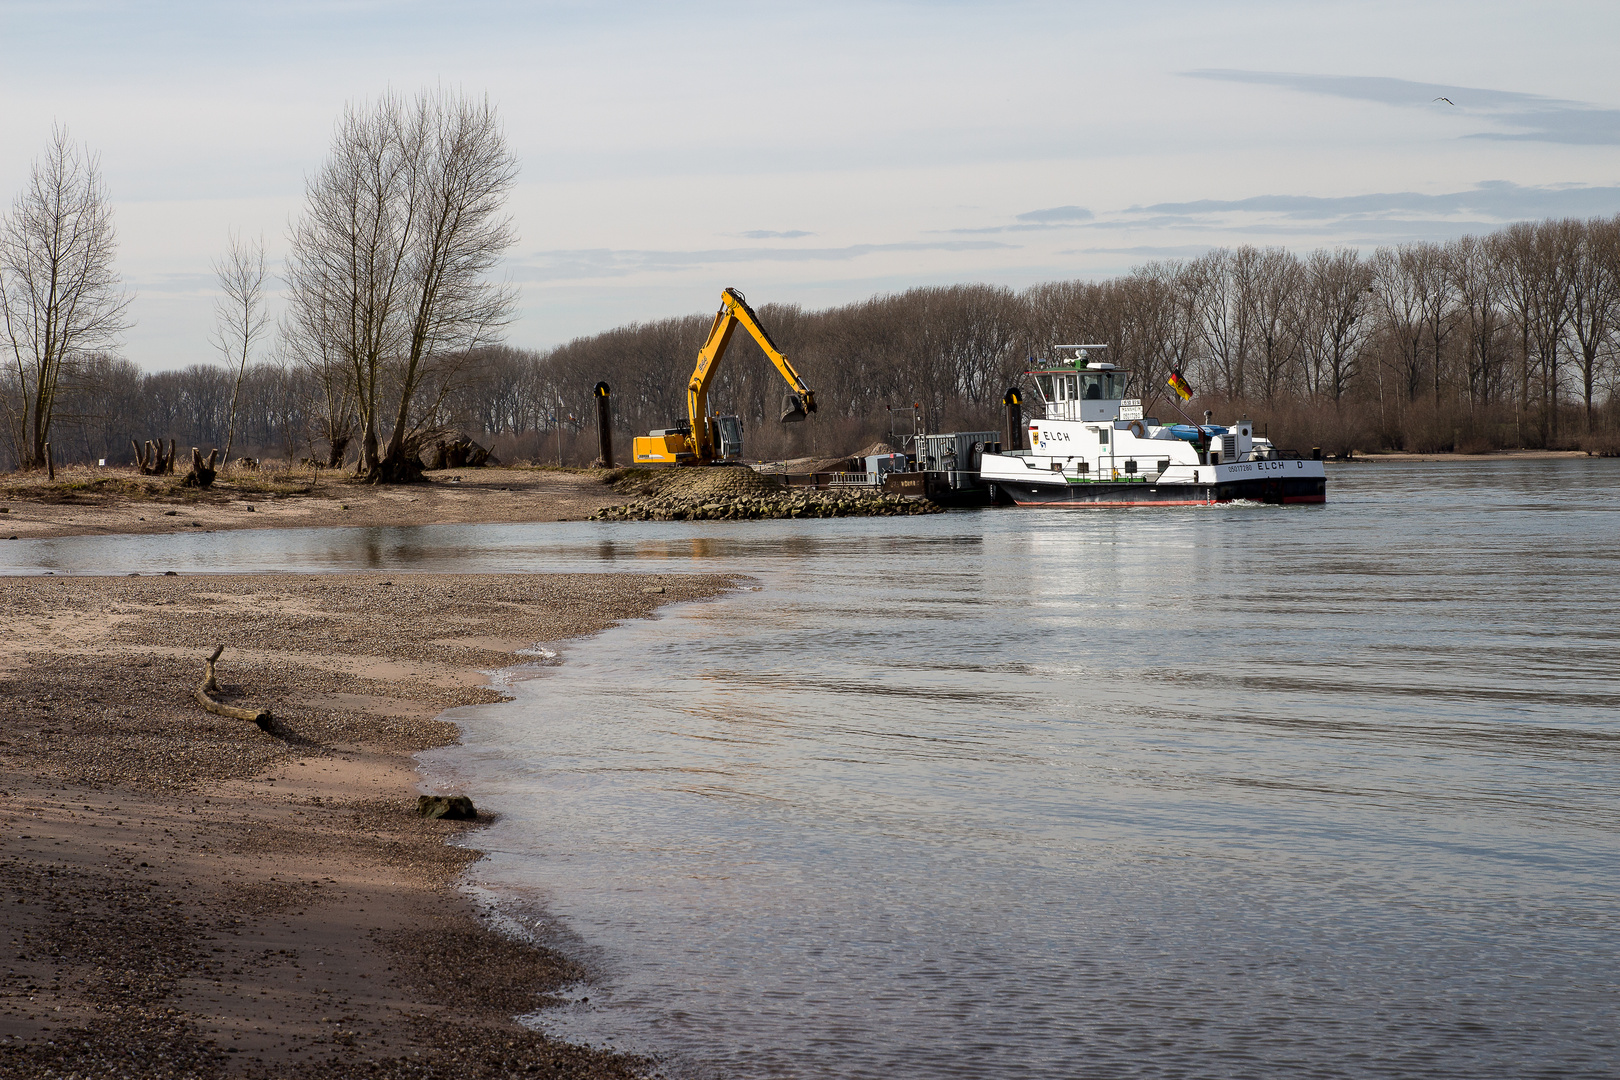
[3,0,1620,371]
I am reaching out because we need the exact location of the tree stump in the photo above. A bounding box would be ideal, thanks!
[182,447,219,488]
[326,434,351,469]
[133,438,177,476]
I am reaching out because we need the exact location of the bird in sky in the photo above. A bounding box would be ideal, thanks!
[1433,96,1456,106]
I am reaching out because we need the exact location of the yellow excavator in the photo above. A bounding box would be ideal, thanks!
[633,287,817,464]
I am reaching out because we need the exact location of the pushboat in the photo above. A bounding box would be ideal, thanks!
[978,346,1327,507]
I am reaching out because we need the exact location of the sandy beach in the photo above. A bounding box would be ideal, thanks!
[0,570,737,1078]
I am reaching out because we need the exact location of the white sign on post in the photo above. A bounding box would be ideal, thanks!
[1118,398,1144,421]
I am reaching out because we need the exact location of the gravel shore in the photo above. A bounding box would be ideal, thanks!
[0,571,737,1079]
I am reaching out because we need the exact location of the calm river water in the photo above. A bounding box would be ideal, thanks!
[7,460,1620,1078]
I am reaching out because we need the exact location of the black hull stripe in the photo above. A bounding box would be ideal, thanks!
[994,479,1327,507]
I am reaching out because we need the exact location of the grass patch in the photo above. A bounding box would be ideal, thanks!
[0,474,190,503]
[220,474,317,496]
[0,465,322,503]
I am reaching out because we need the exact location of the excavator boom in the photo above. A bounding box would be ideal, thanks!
[687,288,816,459]
[633,287,816,464]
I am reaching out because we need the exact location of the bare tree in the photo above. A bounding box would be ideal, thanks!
[1186,248,1256,398]
[1372,245,1432,405]
[284,88,518,482]
[1527,219,1580,444]
[1491,223,1539,445]
[1448,235,1505,409]
[1566,216,1620,432]
[1299,249,1371,402]
[1247,248,1302,402]
[1413,242,1457,407]
[211,232,268,463]
[0,126,132,469]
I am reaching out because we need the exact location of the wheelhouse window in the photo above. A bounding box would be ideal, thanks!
[1035,370,1115,403]
[1046,374,1078,401]
[1080,372,1125,400]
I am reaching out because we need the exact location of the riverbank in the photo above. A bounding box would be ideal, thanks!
[0,465,617,540]
[1341,449,1603,462]
[0,571,736,1078]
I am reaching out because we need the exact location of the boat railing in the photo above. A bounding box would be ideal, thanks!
[787,468,991,491]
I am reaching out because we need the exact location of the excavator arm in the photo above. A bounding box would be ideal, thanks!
[685,287,816,461]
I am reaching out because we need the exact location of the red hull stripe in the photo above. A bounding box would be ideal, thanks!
[1010,495,1327,508]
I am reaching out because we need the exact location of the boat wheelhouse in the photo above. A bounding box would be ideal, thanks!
[978,346,1326,506]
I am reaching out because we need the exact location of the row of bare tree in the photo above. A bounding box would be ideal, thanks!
[2,89,520,480]
[5,99,1618,469]
[516,220,1620,458]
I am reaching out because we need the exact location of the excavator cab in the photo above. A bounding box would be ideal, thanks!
[715,416,744,459]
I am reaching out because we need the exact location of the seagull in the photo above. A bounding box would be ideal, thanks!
[1433,96,1455,106]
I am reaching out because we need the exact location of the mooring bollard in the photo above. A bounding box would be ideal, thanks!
[595,381,614,466]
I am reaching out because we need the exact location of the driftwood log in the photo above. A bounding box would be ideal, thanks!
[133,438,177,475]
[182,447,219,488]
[195,645,272,730]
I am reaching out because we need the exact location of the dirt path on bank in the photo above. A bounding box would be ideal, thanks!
[0,571,738,1079]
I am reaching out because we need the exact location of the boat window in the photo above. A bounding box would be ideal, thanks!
[1097,428,1109,445]
[1035,374,1054,401]
[1085,372,1126,399]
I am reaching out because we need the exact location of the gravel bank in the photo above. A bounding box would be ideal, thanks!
[589,466,942,521]
[0,571,738,1079]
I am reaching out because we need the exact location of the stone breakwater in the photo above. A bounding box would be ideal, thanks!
[589,466,944,521]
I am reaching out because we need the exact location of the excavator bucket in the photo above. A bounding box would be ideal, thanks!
[780,393,808,423]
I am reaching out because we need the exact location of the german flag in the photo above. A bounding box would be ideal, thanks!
[1167,369,1193,401]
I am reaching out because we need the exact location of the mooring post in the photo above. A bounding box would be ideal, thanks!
[594,382,613,466]
[1002,387,1023,452]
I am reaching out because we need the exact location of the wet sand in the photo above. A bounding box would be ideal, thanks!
[0,465,618,540]
[0,571,737,1078]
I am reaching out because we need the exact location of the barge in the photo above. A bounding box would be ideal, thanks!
[978,347,1326,507]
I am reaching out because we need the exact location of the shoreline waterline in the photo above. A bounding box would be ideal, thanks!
[0,569,736,1077]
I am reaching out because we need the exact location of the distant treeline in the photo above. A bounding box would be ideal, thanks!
[10,215,1620,470]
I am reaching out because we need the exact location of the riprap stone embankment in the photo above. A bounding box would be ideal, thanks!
[589,467,943,521]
